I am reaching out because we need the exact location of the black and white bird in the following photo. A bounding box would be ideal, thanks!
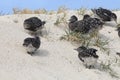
[68,15,91,34]
[83,14,104,31]
[68,15,78,31]
[24,17,46,36]
[23,36,41,55]
[91,7,117,23]
[68,15,103,34]
[75,46,99,69]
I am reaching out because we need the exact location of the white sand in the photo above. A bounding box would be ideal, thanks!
[0,11,120,80]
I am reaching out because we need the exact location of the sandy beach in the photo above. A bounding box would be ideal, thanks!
[0,10,120,80]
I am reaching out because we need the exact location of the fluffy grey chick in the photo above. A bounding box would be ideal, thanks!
[68,15,91,34]
[91,7,117,23]
[75,46,99,69]
[23,36,41,55]
[83,14,104,31]
[68,15,78,31]
[24,17,46,36]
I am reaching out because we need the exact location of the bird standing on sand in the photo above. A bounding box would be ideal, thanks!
[91,7,117,23]
[24,17,46,36]
[23,36,41,55]
[68,15,78,31]
[68,15,91,34]
[83,14,104,32]
[68,15,103,34]
[75,46,99,69]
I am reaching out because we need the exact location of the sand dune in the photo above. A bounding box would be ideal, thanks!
[0,11,120,80]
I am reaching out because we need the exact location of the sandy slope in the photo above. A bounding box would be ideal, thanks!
[0,11,120,80]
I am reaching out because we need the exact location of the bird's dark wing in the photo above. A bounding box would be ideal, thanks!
[96,8,111,21]
[78,51,91,57]
[31,38,40,49]
[86,48,99,58]
[77,20,91,34]
[32,17,42,27]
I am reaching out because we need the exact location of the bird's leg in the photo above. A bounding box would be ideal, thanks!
[88,65,92,69]
[85,64,94,69]
[88,65,95,69]
[27,51,34,56]
[80,57,84,62]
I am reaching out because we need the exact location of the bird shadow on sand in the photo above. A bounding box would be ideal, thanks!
[33,49,49,57]
[93,63,103,70]
[94,63,110,72]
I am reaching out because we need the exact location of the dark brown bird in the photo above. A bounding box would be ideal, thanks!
[91,7,117,23]
[23,36,41,55]
[24,17,46,36]
[68,15,78,31]
[83,14,104,31]
[68,14,104,34]
[75,46,99,69]
[68,15,91,34]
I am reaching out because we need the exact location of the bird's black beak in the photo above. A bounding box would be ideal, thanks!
[42,21,46,25]
[95,50,98,52]
[23,43,27,47]
[74,48,78,51]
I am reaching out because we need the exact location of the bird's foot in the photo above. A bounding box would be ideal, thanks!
[86,65,95,69]
[27,52,34,56]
